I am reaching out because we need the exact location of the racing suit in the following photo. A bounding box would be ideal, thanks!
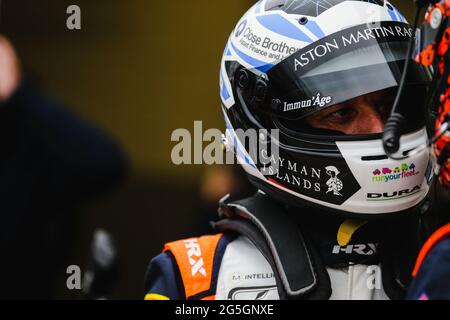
[407,223,450,300]
[144,192,430,300]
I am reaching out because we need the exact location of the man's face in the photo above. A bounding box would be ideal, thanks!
[0,36,21,103]
[304,89,395,135]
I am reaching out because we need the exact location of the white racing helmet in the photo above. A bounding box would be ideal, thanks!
[220,0,434,217]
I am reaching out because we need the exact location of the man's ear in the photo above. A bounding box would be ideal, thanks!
[0,35,21,102]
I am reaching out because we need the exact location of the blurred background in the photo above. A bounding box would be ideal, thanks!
[0,0,415,299]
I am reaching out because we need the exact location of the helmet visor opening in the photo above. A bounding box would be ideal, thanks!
[265,22,431,136]
[275,84,428,137]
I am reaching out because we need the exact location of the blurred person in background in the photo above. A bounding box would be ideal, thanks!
[0,35,128,299]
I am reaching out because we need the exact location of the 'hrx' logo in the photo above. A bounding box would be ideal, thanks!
[184,239,206,277]
[332,243,378,255]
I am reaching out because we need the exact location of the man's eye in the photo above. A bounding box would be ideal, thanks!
[377,103,391,113]
[376,103,392,119]
[326,107,355,121]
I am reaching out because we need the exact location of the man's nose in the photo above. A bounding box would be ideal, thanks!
[356,105,385,134]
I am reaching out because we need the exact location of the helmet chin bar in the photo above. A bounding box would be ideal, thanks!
[230,123,430,216]
[248,174,426,220]
[387,118,448,162]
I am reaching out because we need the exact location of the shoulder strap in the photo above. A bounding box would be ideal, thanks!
[412,223,450,277]
[215,192,331,300]
[163,234,223,300]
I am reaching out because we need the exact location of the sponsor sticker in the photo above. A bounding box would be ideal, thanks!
[371,163,418,183]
